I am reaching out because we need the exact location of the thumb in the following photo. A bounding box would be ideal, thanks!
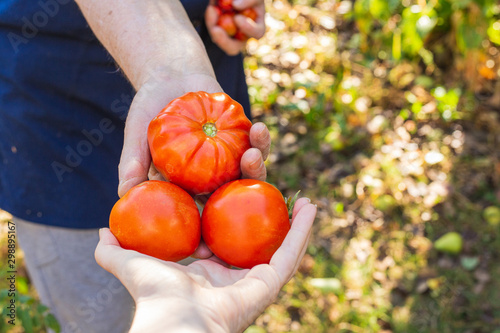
[117,107,151,197]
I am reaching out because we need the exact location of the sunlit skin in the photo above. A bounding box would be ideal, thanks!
[74,1,270,202]
[96,198,317,333]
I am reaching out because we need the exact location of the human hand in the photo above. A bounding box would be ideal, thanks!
[205,0,266,55]
[95,197,317,333]
[117,73,220,198]
[117,71,270,199]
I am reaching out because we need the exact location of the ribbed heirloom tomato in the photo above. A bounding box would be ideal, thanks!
[148,92,251,195]
[109,181,201,262]
[201,179,291,269]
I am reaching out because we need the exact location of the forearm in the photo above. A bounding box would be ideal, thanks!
[75,0,215,89]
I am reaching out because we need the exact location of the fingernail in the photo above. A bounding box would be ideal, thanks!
[98,228,104,239]
[305,198,311,203]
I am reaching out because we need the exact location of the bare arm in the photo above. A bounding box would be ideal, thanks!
[75,0,271,213]
[75,0,215,88]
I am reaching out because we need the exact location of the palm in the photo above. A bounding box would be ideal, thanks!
[95,198,316,333]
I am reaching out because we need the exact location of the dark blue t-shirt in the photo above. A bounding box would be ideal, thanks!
[0,0,250,229]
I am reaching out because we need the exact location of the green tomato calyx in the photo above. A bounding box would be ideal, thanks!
[203,122,218,137]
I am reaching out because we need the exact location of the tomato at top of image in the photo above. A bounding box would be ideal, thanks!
[239,8,257,21]
[217,0,233,12]
[201,179,291,269]
[148,91,252,195]
[109,180,201,262]
[218,13,237,37]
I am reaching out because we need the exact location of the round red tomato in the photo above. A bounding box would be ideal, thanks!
[109,180,201,262]
[239,8,258,21]
[148,91,252,195]
[217,0,233,12]
[218,13,238,37]
[201,179,290,268]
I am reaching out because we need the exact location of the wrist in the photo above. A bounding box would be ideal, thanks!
[130,299,228,333]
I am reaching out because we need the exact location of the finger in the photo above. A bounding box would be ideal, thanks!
[191,240,214,259]
[232,0,264,11]
[205,5,219,29]
[95,228,185,300]
[270,203,317,283]
[95,228,144,278]
[229,265,282,331]
[249,122,270,160]
[148,163,166,181]
[98,227,121,247]
[234,13,265,39]
[292,197,311,220]
[209,26,246,56]
[289,228,312,277]
[240,148,266,180]
[117,95,154,197]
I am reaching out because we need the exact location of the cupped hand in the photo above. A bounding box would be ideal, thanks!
[205,0,266,55]
[117,72,220,198]
[117,73,270,198]
[95,197,317,333]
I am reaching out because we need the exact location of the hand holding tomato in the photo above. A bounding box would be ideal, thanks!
[205,0,266,55]
[96,198,316,333]
[110,181,201,261]
[148,92,252,195]
[202,179,292,268]
[117,74,270,198]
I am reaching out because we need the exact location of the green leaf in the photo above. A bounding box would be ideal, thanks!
[285,191,301,218]
[457,21,483,51]
[244,326,267,333]
[392,28,402,60]
[44,313,61,333]
[16,277,29,295]
[483,206,500,226]
[488,20,500,45]
[17,307,34,333]
[434,232,463,255]
[369,0,390,20]
[309,278,343,294]
[374,195,397,213]
[460,256,480,271]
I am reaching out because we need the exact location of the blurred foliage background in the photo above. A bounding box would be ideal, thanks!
[1,0,500,332]
[245,0,500,332]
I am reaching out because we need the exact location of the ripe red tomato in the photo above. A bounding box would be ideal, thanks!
[239,8,257,21]
[218,13,237,37]
[109,181,201,262]
[234,30,248,41]
[148,91,252,195]
[214,0,257,41]
[201,179,291,268]
[217,0,233,12]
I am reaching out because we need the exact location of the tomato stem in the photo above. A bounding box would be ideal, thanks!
[203,122,218,137]
[285,190,301,219]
